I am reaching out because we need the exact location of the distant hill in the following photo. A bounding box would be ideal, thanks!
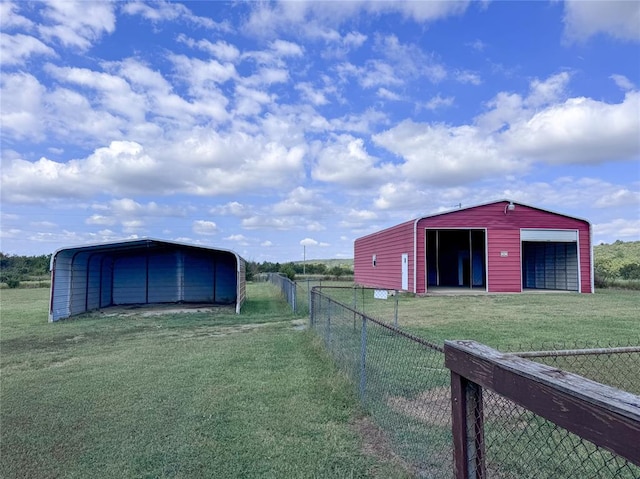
[594,240,640,262]
[593,240,640,282]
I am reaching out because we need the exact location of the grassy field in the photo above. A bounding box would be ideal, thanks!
[310,286,640,478]
[3,284,638,478]
[0,285,409,479]
[318,286,640,349]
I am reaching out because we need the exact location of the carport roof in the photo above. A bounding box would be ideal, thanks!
[50,238,243,270]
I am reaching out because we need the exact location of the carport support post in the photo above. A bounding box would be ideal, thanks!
[359,316,367,401]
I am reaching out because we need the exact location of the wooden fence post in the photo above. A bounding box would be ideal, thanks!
[451,371,485,479]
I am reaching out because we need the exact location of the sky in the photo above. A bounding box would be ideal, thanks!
[1,0,639,263]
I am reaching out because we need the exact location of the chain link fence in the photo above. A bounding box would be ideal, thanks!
[311,288,453,478]
[310,286,640,478]
[479,389,639,478]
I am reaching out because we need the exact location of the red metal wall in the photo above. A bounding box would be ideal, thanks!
[354,201,592,294]
[354,219,415,291]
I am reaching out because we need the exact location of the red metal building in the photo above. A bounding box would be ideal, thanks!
[354,200,593,294]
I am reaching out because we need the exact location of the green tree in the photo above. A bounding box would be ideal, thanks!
[280,263,296,281]
[619,263,640,280]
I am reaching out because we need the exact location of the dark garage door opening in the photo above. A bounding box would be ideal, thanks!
[522,241,578,291]
[426,229,486,290]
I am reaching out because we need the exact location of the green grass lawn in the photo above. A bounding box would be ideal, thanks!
[0,286,409,479]
[320,287,640,349]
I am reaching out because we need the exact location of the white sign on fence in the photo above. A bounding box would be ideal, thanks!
[374,289,388,300]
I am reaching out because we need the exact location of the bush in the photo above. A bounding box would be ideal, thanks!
[279,264,296,281]
[619,263,640,280]
[6,278,20,289]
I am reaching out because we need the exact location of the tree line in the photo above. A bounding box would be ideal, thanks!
[0,253,353,287]
[2,241,637,288]
[245,261,353,281]
[0,253,52,288]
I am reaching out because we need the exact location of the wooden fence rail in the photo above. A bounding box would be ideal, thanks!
[444,340,640,479]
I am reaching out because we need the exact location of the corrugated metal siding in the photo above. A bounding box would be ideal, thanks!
[148,252,179,303]
[354,220,415,291]
[523,242,578,291]
[357,201,591,294]
[113,256,147,304]
[486,229,522,292]
[50,251,73,321]
[86,253,103,311]
[100,257,113,307]
[69,252,89,316]
[214,254,237,304]
[184,252,215,302]
[237,258,246,313]
[48,239,260,320]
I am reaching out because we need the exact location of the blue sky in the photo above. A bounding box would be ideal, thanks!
[1,0,639,262]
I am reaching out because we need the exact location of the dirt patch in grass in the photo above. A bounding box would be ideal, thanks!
[353,416,415,476]
[387,387,528,428]
[98,303,235,317]
[176,322,276,340]
[387,387,451,427]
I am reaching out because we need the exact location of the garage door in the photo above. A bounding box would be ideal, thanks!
[521,229,579,291]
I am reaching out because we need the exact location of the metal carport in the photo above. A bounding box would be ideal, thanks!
[49,238,246,321]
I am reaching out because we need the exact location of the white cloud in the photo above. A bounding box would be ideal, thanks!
[374,120,520,186]
[0,33,56,65]
[300,238,318,246]
[373,181,436,211]
[611,74,635,92]
[374,34,448,84]
[225,234,249,244]
[455,70,481,85]
[0,72,46,141]
[0,2,35,30]
[45,64,147,122]
[122,1,230,30]
[177,35,241,62]
[505,91,640,165]
[38,0,116,50]
[594,218,640,241]
[466,39,486,52]
[86,215,116,226]
[563,0,640,43]
[193,220,218,235]
[593,189,640,208]
[377,88,403,101]
[243,0,469,38]
[525,72,571,108]
[336,60,404,89]
[270,39,304,57]
[424,94,455,111]
[340,208,378,228]
[272,187,326,216]
[296,82,330,106]
[312,134,395,188]
[242,216,297,230]
[210,202,250,217]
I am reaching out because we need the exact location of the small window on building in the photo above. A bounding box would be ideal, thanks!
[372,254,377,267]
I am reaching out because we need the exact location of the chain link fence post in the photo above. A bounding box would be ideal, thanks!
[359,315,367,402]
[325,299,331,350]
